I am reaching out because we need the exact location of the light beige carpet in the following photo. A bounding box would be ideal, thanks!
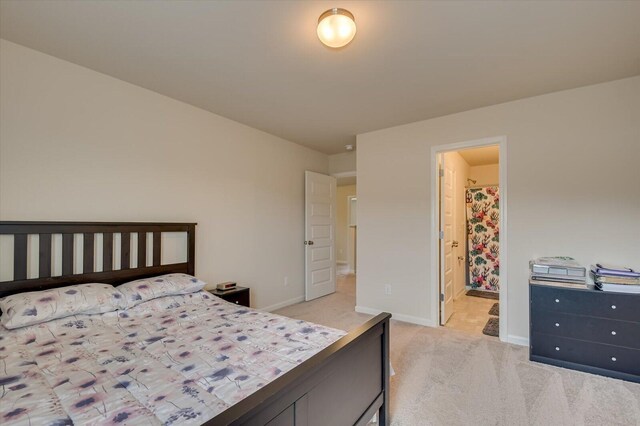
[276,275,640,426]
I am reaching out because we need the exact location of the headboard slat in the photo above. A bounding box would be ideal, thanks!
[138,232,147,268]
[103,232,113,272]
[152,231,161,266]
[83,233,94,273]
[121,232,131,269]
[39,233,52,278]
[62,233,74,276]
[13,234,28,280]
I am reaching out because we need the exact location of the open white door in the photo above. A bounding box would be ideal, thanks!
[440,156,455,324]
[305,171,337,301]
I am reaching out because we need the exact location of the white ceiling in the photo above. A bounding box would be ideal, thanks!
[459,146,499,166]
[1,1,639,154]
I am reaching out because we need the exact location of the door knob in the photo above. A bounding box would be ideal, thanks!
[304,241,314,245]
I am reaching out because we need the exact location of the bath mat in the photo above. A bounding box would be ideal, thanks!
[482,317,499,337]
[488,303,499,316]
[466,289,499,300]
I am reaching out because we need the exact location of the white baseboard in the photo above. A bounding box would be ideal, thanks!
[355,305,437,327]
[260,295,305,312]
[503,334,529,346]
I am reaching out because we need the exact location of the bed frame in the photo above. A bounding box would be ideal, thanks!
[0,221,391,426]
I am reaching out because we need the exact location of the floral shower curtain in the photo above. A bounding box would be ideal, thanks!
[466,186,500,292]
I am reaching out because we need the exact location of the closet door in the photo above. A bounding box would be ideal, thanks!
[304,171,337,301]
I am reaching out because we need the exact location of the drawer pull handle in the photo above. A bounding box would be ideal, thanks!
[554,323,560,327]
[611,305,616,309]
[611,331,617,336]
[555,346,560,351]
[554,299,560,303]
[611,357,617,362]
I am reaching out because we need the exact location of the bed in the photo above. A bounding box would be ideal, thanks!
[0,222,391,426]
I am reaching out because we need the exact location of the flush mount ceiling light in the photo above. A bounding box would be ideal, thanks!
[317,8,356,48]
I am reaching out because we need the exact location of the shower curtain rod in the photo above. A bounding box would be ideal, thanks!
[465,183,499,189]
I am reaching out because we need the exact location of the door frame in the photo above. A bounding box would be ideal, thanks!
[346,195,357,274]
[332,171,357,277]
[429,136,508,341]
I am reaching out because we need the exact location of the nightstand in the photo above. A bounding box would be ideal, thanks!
[208,286,250,307]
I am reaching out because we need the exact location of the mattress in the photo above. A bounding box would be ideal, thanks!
[0,291,345,425]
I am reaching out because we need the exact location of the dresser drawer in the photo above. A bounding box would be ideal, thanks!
[222,290,250,307]
[531,332,640,376]
[531,309,640,349]
[530,285,640,322]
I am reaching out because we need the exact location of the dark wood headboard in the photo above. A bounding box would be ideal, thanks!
[0,221,196,298]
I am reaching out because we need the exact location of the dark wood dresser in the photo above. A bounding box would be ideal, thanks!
[530,281,640,383]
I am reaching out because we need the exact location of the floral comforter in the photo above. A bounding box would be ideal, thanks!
[0,291,345,425]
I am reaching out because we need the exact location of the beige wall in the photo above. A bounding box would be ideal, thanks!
[469,164,499,186]
[336,184,357,266]
[0,40,329,311]
[356,76,640,341]
[443,152,470,299]
[329,151,356,175]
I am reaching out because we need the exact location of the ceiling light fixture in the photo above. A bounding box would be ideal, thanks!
[317,8,356,48]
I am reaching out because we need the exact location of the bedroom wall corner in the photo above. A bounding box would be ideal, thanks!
[356,75,640,340]
[0,39,329,310]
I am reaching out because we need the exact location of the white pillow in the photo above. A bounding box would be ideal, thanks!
[117,273,206,308]
[0,283,127,329]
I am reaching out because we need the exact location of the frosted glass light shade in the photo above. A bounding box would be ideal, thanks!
[317,8,356,48]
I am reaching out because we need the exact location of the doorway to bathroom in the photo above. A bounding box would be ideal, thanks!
[431,137,507,339]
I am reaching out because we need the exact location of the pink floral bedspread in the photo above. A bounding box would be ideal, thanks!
[0,291,345,425]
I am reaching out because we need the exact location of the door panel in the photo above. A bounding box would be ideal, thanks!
[311,224,331,238]
[311,268,332,285]
[305,171,337,301]
[311,246,331,262]
[311,202,331,216]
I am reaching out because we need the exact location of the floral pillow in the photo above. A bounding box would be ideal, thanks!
[0,283,127,329]
[117,273,206,308]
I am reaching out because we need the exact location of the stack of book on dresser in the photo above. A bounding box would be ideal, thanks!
[529,256,587,287]
[591,264,640,294]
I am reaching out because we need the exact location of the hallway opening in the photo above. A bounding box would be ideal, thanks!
[336,177,356,284]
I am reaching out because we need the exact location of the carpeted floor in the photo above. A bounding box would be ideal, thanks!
[275,274,640,425]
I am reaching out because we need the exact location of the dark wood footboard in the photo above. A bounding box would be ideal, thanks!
[210,313,392,426]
